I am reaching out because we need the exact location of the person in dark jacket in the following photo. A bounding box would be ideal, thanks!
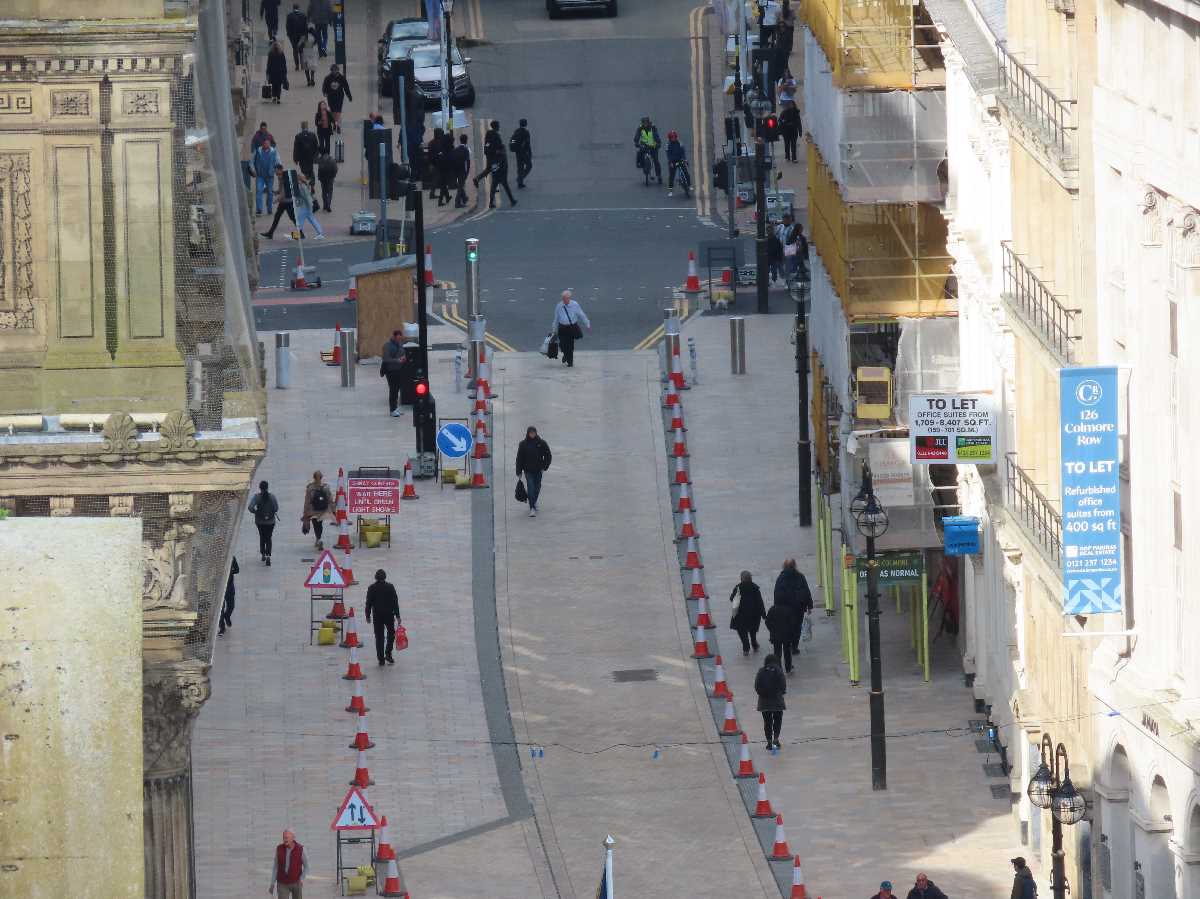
[764,596,796,674]
[780,101,801,163]
[1010,858,1036,899]
[260,0,281,41]
[292,121,320,201]
[906,873,948,899]
[754,654,787,750]
[260,165,297,239]
[306,0,333,56]
[426,128,447,200]
[314,99,334,155]
[452,133,471,207]
[321,64,352,130]
[218,556,239,636]
[247,481,279,565]
[774,558,813,654]
[265,42,289,104]
[474,120,516,208]
[767,229,784,283]
[729,570,766,654]
[365,569,401,665]
[316,153,337,214]
[380,330,407,417]
[435,130,457,207]
[515,426,552,516]
[510,119,532,188]
[871,881,897,899]
[285,4,309,70]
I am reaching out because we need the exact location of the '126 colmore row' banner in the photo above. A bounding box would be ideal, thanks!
[1059,367,1123,615]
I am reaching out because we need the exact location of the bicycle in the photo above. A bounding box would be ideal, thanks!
[637,146,653,185]
[672,160,691,197]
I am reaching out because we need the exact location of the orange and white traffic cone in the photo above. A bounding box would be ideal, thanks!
[684,250,701,293]
[695,593,714,629]
[470,454,489,489]
[668,402,685,431]
[345,676,368,713]
[474,406,490,438]
[789,856,808,899]
[473,390,490,415]
[771,814,791,860]
[424,243,435,286]
[335,516,353,551]
[673,456,691,485]
[331,322,342,363]
[691,624,712,659]
[327,596,347,619]
[682,536,703,569]
[380,857,407,897]
[473,425,490,459]
[711,655,729,698]
[688,567,707,599]
[670,349,688,390]
[341,544,357,585]
[335,469,349,524]
[676,481,694,513]
[340,608,361,648]
[672,427,688,458]
[663,380,680,408]
[345,275,358,302]
[753,772,773,818]
[401,459,419,500]
[677,507,698,540]
[477,360,493,400]
[721,691,740,735]
[375,815,396,862]
[342,645,366,681]
[349,748,374,786]
[736,733,756,777]
[349,709,375,750]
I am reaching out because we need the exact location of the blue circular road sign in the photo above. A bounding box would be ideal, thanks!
[436,422,474,459]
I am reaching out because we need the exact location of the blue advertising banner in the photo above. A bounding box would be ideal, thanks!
[1059,367,1123,615]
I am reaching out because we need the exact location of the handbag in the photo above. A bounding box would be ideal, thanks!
[783,242,798,257]
[546,332,559,359]
[515,478,528,503]
[570,322,584,340]
[261,84,272,100]
[801,615,813,642]
[394,624,409,651]
[335,136,345,164]
[302,518,310,535]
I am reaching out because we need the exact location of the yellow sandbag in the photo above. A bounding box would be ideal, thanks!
[442,468,458,484]
[344,874,368,894]
[317,624,337,645]
[362,528,383,549]
[454,473,471,489]
[356,864,375,883]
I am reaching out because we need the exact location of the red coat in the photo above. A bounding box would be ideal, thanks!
[275,841,304,884]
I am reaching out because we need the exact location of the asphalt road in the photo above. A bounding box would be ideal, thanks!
[255,0,721,348]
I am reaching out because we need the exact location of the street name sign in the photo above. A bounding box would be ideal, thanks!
[435,422,473,459]
[854,551,925,585]
[908,393,996,464]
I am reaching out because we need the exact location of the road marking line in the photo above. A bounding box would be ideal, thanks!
[633,324,665,352]
[441,305,517,352]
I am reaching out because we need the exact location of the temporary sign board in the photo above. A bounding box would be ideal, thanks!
[348,478,401,515]
[908,393,997,464]
[331,786,379,831]
[304,549,348,589]
[854,551,925,585]
[1059,367,1123,615]
[867,439,915,507]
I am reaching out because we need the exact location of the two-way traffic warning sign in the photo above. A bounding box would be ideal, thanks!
[305,549,349,589]
[331,785,379,831]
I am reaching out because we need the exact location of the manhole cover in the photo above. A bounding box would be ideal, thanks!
[612,668,658,683]
[975,739,996,753]
[991,784,1014,800]
[983,763,1007,777]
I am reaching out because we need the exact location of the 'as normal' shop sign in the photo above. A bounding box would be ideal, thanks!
[908,393,996,464]
[1059,367,1123,615]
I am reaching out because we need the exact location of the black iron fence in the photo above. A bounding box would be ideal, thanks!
[996,41,1076,165]
[1001,241,1081,362]
[1005,453,1062,564]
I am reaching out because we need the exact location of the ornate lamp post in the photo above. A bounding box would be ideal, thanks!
[852,462,889,789]
[1026,734,1087,899]
[440,0,456,135]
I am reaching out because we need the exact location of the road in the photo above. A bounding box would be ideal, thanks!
[254,0,724,349]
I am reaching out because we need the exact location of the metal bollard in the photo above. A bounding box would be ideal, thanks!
[339,330,355,387]
[274,332,291,389]
[687,336,699,385]
[453,351,464,393]
[730,317,746,374]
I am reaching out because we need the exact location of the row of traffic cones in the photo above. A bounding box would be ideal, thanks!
[465,345,493,488]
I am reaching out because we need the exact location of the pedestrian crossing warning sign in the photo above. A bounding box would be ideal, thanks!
[331,786,379,830]
[305,550,348,589]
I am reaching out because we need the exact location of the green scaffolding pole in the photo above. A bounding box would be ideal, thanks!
[845,547,860,685]
[839,542,850,663]
[921,567,931,683]
[909,584,918,651]
[825,506,836,616]
[894,583,902,613]
[817,500,831,614]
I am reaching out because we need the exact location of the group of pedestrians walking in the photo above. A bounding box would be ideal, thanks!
[767,213,809,285]
[249,117,339,238]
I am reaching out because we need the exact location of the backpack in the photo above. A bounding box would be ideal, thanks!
[310,485,330,512]
[252,493,277,525]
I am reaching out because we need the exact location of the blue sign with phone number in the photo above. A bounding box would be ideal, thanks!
[1059,367,1123,615]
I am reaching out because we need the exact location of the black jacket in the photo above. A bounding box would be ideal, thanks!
[266,50,289,85]
[780,105,801,137]
[293,129,319,167]
[321,72,352,105]
[509,126,532,159]
[1011,868,1036,899]
[317,154,338,185]
[483,129,503,165]
[906,882,948,899]
[764,602,797,646]
[285,8,309,41]
[774,567,813,622]
[381,338,406,373]
[260,0,281,20]
[754,658,787,712]
[451,144,471,178]
[516,436,552,476]
[225,557,239,601]
[365,580,400,622]
[729,581,766,632]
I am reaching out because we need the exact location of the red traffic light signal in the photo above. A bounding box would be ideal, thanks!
[762,114,780,142]
[414,380,428,397]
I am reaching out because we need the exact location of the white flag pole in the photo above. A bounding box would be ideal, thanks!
[604,835,614,899]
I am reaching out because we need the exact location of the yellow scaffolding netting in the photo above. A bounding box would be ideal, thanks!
[802,0,943,89]
[807,138,956,319]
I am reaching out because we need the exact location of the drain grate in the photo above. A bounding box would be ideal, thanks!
[612,668,658,683]
[983,763,1007,777]
[975,739,996,754]
[991,784,1014,800]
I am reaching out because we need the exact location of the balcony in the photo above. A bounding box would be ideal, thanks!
[806,0,945,90]
[807,140,956,320]
[1005,454,1062,565]
[1000,242,1081,363]
[996,41,1078,182]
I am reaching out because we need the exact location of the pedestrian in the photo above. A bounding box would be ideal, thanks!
[759,0,781,48]
[510,118,533,188]
[767,227,784,283]
[906,873,949,899]
[774,558,812,654]
[452,133,471,207]
[515,426,552,517]
[251,120,276,155]
[780,101,801,162]
[301,470,333,550]
[764,594,796,673]
[218,556,239,636]
[247,480,279,566]
[260,0,281,41]
[1010,858,1037,899]
[260,165,297,239]
[267,829,307,897]
[297,26,318,86]
[252,138,280,215]
[321,64,352,131]
[729,570,766,654]
[754,653,787,750]
[285,3,308,70]
[665,130,688,196]
[426,128,446,199]
[791,222,809,280]
[871,881,897,899]
[474,120,516,208]
[316,153,337,214]
[292,121,320,196]
[265,41,289,104]
[777,0,797,57]
[306,0,333,57]
[550,289,590,367]
[293,173,324,238]
[365,569,401,666]
[314,100,334,155]
[379,329,407,416]
[436,130,457,207]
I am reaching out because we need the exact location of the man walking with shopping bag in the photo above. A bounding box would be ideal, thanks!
[515,427,552,517]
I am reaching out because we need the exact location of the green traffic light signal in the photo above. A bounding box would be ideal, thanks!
[467,250,478,261]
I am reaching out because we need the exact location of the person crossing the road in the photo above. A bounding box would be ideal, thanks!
[365,569,402,666]
[452,133,471,207]
[380,329,408,417]
[473,120,517,208]
[633,116,662,183]
[260,165,297,239]
[510,118,533,188]
[292,121,320,203]
[551,290,590,367]
[665,130,688,197]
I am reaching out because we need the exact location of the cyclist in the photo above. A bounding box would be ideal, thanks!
[633,116,662,184]
[665,130,689,197]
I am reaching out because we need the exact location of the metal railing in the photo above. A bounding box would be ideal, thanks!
[996,41,1076,165]
[1001,242,1080,362]
[1005,454,1062,564]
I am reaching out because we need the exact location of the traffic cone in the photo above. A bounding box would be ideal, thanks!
[342,645,366,680]
[401,460,419,500]
[345,676,369,713]
[673,456,691,485]
[735,733,755,777]
[473,425,490,459]
[326,595,347,619]
[771,814,791,860]
[477,360,493,400]
[380,857,406,897]
[424,243,434,286]
[789,856,808,899]
[473,390,489,415]
[672,427,688,458]
[375,815,396,862]
[334,472,349,524]
[668,402,685,431]
[695,592,714,629]
[676,481,694,513]
[335,516,353,551]
[711,655,729,698]
[753,772,773,817]
[670,349,688,390]
[684,250,701,293]
[331,322,342,364]
[677,507,698,539]
[292,255,311,290]
[721,691,740,735]
[691,624,712,658]
[349,748,374,786]
[470,454,489,489]
[682,536,703,569]
[688,567,707,599]
[663,380,680,408]
[345,275,358,302]
[474,406,490,438]
[340,608,362,649]
[349,709,375,750]
[341,544,357,585]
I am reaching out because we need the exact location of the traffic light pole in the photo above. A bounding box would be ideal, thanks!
[755,135,768,314]
[412,187,429,372]
[333,0,346,66]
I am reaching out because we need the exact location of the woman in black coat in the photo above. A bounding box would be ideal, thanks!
[754,653,787,750]
[729,570,766,655]
[265,42,289,104]
[764,599,796,674]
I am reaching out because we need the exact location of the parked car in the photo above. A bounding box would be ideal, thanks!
[547,0,618,17]
[377,17,432,95]
[401,42,476,108]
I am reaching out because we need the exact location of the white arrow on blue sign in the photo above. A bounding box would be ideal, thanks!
[436,422,474,459]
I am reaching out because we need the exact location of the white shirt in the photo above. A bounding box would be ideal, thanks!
[761,1,781,26]
[552,299,591,329]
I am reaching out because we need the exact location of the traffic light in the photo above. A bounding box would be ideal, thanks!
[365,127,392,199]
[387,162,413,201]
[761,113,780,142]
[412,372,436,453]
[466,239,479,263]
[724,115,742,143]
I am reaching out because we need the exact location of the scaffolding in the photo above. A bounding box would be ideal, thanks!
[805,0,946,90]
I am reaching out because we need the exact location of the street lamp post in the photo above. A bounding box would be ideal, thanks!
[749,94,771,316]
[1026,734,1087,899]
[851,463,888,789]
[440,0,456,136]
[789,269,812,528]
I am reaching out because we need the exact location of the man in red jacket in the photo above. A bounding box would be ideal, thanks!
[268,829,307,897]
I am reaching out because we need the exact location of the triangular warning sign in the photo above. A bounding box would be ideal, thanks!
[331,786,379,831]
[305,549,348,589]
